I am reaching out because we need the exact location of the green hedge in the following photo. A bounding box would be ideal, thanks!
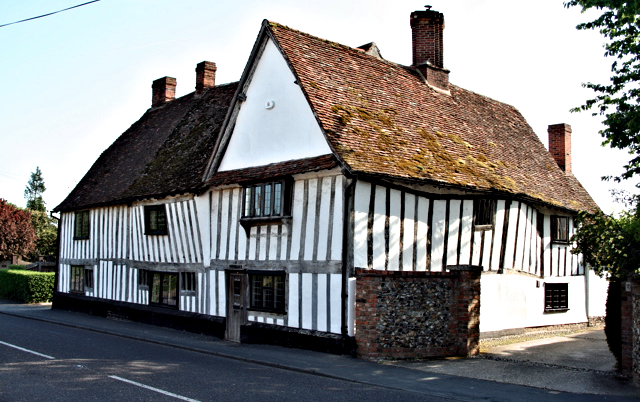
[0,269,55,303]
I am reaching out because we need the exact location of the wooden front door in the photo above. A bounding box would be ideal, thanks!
[226,272,247,342]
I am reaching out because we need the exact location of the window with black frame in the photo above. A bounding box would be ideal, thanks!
[137,269,149,290]
[180,272,196,294]
[243,181,287,219]
[145,205,168,235]
[74,211,90,239]
[150,272,178,307]
[551,216,569,243]
[545,283,568,311]
[84,267,94,291]
[473,199,496,229]
[70,265,84,293]
[249,272,285,313]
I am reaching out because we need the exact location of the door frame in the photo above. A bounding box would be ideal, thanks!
[225,270,248,342]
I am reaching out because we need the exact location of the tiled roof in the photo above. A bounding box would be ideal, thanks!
[54,82,238,212]
[267,21,599,212]
[207,154,339,187]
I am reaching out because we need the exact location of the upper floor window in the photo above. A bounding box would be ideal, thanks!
[243,180,289,219]
[473,199,496,229]
[74,211,90,239]
[145,205,168,235]
[551,216,569,243]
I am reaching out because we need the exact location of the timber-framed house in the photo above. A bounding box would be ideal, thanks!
[54,9,605,358]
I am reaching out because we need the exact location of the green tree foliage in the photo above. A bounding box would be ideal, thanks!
[573,206,640,280]
[0,199,36,259]
[24,166,46,212]
[28,210,58,260]
[564,0,640,183]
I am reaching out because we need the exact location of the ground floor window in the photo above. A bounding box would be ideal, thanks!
[70,265,85,293]
[249,272,285,313]
[180,272,196,294]
[84,268,94,291]
[150,272,178,307]
[545,283,568,311]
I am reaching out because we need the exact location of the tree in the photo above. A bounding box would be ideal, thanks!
[564,1,640,183]
[0,199,36,259]
[24,166,46,212]
[28,210,58,261]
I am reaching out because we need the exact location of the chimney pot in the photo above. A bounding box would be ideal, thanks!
[152,76,177,107]
[548,123,572,174]
[410,9,449,91]
[196,61,217,94]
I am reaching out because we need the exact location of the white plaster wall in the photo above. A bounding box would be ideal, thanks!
[218,39,332,171]
[586,269,608,318]
[480,273,590,333]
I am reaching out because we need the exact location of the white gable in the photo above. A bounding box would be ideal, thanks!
[217,38,332,172]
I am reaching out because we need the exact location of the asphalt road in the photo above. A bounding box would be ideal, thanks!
[0,313,448,402]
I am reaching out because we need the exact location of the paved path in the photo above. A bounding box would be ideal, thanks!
[0,300,638,401]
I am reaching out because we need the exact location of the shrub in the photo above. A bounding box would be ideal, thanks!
[0,269,54,303]
[605,280,622,369]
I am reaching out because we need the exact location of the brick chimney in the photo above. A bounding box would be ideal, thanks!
[548,123,572,174]
[195,61,216,94]
[410,7,450,91]
[152,76,177,107]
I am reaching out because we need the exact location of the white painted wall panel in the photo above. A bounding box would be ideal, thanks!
[218,39,332,171]
[353,181,371,269]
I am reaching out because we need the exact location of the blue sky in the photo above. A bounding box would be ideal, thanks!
[0,0,634,213]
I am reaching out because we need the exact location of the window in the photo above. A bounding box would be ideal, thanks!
[180,272,196,294]
[474,199,496,228]
[551,216,569,243]
[145,205,168,235]
[150,272,178,307]
[249,272,285,313]
[74,211,90,239]
[70,265,85,293]
[137,269,149,289]
[84,268,94,291]
[243,181,288,219]
[545,283,568,311]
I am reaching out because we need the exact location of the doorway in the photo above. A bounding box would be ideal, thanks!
[226,271,247,342]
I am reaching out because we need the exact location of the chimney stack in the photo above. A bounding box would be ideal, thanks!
[410,8,450,91]
[548,123,572,174]
[152,77,177,107]
[195,61,217,94]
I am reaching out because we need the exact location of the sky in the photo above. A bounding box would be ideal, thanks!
[0,0,636,214]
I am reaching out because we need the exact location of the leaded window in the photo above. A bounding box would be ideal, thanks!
[70,265,84,293]
[74,211,90,239]
[243,181,286,219]
[545,283,568,311]
[250,272,285,313]
[551,216,569,243]
[150,272,178,307]
[145,205,168,235]
[474,199,496,228]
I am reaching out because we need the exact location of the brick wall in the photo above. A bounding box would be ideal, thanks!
[620,279,640,384]
[355,265,481,360]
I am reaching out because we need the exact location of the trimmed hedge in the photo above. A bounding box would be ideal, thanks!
[0,269,55,303]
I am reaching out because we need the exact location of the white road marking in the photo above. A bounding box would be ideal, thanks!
[0,340,55,360]
[109,375,201,402]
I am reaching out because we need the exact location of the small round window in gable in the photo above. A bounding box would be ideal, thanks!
[265,100,275,110]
